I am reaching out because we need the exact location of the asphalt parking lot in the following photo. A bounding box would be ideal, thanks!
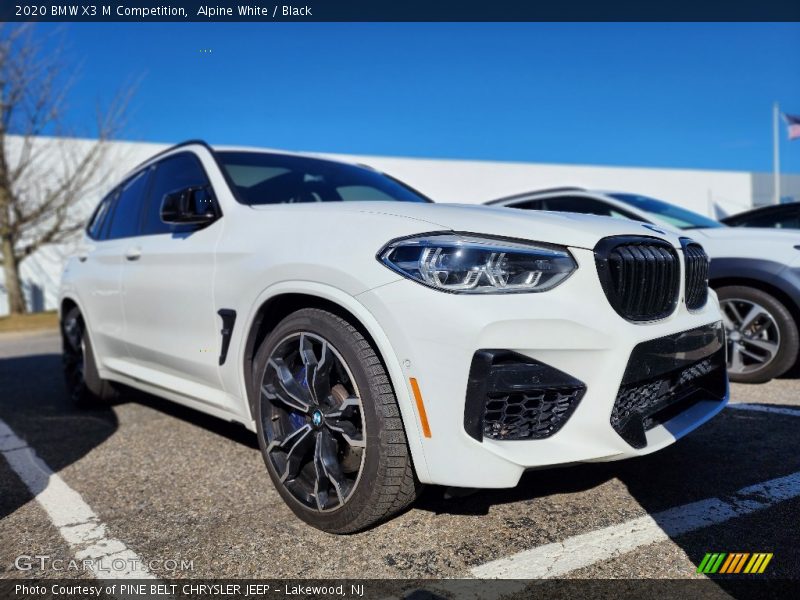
[1,330,798,585]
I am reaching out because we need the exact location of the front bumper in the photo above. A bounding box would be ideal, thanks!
[357,246,729,488]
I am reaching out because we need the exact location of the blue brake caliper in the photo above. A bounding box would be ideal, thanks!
[288,366,308,430]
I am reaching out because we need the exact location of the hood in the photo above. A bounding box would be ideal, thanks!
[689,227,800,241]
[250,202,683,249]
[687,227,800,264]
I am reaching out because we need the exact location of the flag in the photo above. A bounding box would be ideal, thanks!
[784,113,800,141]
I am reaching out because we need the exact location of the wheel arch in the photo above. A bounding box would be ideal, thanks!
[60,297,79,319]
[710,276,800,332]
[237,284,431,482]
[59,296,86,337]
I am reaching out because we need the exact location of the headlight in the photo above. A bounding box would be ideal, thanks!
[378,233,577,294]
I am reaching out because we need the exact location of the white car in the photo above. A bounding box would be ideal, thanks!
[488,189,800,384]
[60,143,728,533]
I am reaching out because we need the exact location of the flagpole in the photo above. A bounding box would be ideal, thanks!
[773,101,781,204]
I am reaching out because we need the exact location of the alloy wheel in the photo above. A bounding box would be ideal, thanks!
[720,298,781,375]
[260,332,366,512]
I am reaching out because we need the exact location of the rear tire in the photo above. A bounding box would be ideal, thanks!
[717,286,799,384]
[253,308,421,533]
[61,306,119,407]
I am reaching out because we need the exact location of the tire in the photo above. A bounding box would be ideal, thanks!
[716,285,799,384]
[61,306,119,407]
[253,308,421,533]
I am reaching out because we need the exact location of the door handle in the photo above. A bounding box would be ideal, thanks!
[125,247,142,261]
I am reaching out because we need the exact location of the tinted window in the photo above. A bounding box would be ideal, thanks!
[608,193,724,230]
[87,192,115,240]
[727,207,800,229]
[142,153,212,235]
[544,196,646,221]
[217,151,431,205]
[512,199,547,210]
[107,170,151,240]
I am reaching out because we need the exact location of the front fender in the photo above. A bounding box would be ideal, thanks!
[710,257,800,307]
[228,280,432,483]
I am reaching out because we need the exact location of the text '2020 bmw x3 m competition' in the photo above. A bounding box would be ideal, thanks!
[60,142,729,533]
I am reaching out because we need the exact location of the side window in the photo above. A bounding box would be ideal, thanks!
[740,211,800,229]
[544,196,616,217]
[142,153,211,235]
[106,170,151,240]
[87,191,115,240]
[774,214,800,229]
[545,196,647,222]
[740,215,776,228]
[512,199,547,210]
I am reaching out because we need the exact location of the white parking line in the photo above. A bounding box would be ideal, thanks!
[727,403,800,417]
[471,469,800,579]
[0,418,155,579]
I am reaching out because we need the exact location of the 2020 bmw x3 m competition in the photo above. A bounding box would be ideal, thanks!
[60,141,729,533]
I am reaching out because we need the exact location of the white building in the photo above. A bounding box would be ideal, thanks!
[2,135,799,316]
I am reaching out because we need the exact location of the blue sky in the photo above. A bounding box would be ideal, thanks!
[28,23,800,173]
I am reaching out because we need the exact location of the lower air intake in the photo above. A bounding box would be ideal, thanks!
[464,350,586,441]
[611,322,728,448]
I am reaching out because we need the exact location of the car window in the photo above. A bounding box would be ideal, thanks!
[142,153,212,235]
[106,170,151,240]
[773,215,800,229]
[543,196,646,222]
[217,151,431,205]
[511,199,547,210]
[608,193,723,229]
[735,210,800,229]
[87,191,116,240]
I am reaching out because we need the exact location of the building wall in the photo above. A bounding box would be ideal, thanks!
[0,135,792,315]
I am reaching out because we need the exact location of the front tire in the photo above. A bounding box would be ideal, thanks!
[61,307,119,407]
[253,308,420,533]
[717,286,799,384]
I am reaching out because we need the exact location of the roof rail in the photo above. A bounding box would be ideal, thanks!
[130,139,215,172]
[486,186,587,205]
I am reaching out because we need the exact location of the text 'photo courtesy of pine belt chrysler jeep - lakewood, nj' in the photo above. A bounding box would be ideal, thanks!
[60,141,728,533]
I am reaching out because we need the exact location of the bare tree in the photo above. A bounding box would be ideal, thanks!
[0,24,132,314]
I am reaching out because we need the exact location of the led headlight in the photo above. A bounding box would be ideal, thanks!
[378,233,577,294]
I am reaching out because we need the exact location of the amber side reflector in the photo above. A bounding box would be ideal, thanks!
[409,377,432,438]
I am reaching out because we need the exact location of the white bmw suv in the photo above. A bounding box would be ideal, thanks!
[60,142,729,533]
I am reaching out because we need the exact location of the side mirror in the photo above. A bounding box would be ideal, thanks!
[160,185,218,225]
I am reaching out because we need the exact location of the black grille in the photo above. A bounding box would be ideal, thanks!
[611,323,728,449]
[682,239,710,310]
[595,236,680,322]
[483,388,583,441]
[464,350,585,441]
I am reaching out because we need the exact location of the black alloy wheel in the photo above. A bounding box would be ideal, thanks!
[253,308,420,533]
[261,331,366,511]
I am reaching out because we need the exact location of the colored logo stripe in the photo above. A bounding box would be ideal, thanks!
[698,552,773,574]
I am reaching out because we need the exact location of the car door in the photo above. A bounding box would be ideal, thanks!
[79,170,151,361]
[120,151,226,399]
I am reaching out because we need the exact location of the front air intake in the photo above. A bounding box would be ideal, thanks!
[595,236,680,322]
[464,350,586,441]
[611,322,727,448]
[682,239,710,311]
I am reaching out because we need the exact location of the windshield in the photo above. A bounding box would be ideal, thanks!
[217,151,431,205]
[608,193,725,230]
